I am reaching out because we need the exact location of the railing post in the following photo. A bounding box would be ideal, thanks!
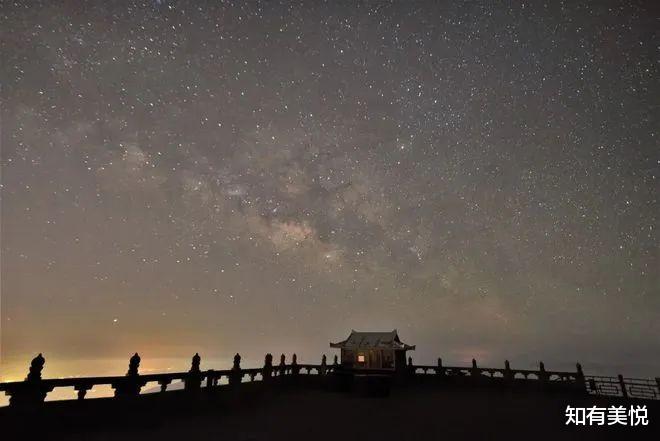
[113,353,143,398]
[291,354,300,376]
[229,353,242,386]
[263,353,273,381]
[320,354,327,375]
[407,356,414,375]
[539,361,548,384]
[279,354,286,375]
[656,378,660,397]
[185,353,202,392]
[575,363,586,392]
[27,353,45,381]
[7,354,53,407]
[504,360,513,382]
[618,374,628,399]
[471,359,480,378]
[333,354,338,366]
[436,358,445,377]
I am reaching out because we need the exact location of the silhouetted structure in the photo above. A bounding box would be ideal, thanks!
[1,342,658,409]
[330,330,415,371]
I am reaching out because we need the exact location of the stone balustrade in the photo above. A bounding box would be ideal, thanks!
[1,353,657,408]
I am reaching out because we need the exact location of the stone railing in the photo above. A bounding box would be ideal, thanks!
[0,352,338,408]
[2,353,658,408]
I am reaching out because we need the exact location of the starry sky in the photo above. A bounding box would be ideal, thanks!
[1,0,658,382]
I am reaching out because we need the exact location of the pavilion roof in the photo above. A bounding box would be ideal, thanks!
[330,330,415,351]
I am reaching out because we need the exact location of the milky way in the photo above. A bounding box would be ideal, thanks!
[1,1,658,379]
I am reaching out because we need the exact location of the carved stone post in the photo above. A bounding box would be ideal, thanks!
[575,363,586,392]
[407,356,415,375]
[263,353,273,381]
[539,361,548,383]
[279,354,286,375]
[436,358,445,377]
[504,360,514,382]
[618,374,628,399]
[27,353,45,381]
[320,354,327,375]
[185,353,202,392]
[7,354,53,407]
[114,353,143,397]
[229,353,242,386]
[291,354,300,376]
[127,352,141,376]
[333,354,338,366]
[471,359,480,378]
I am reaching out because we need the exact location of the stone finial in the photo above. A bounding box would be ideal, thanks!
[185,353,202,391]
[280,354,286,366]
[472,358,478,369]
[321,354,327,366]
[263,353,274,380]
[575,363,586,388]
[291,353,300,375]
[190,353,201,373]
[505,360,510,370]
[27,353,45,381]
[127,353,141,376]
[333,355,338,365]
[233,353,241,370]
[437,358,442,367]
[539,361,545,372]
[408,356,413,366]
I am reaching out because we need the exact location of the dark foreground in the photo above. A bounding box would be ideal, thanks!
[2,379,658,440]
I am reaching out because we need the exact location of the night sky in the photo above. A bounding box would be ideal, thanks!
[1,0,658,384]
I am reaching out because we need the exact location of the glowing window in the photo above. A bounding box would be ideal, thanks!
[357,354,365,363]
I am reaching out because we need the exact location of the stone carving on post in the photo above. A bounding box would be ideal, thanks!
[291,354,300,376]
[185,353,202,392]
[229,353,242,386]
[127,352,140,376]
[504,360,513,382]
[471,359,480,378]
[7,354,53,407]
[27,353,45,381]
[279,354,286,375]
[320,354,327,375]
[575,362,586,391]
[263,353,273,381]
[436,358,445,377]
[407,356,414,375]
[333,354,338,366]
[114,353,144,398]
[539,361,548,383]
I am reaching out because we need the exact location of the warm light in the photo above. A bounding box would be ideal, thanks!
[357,354,365,363]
